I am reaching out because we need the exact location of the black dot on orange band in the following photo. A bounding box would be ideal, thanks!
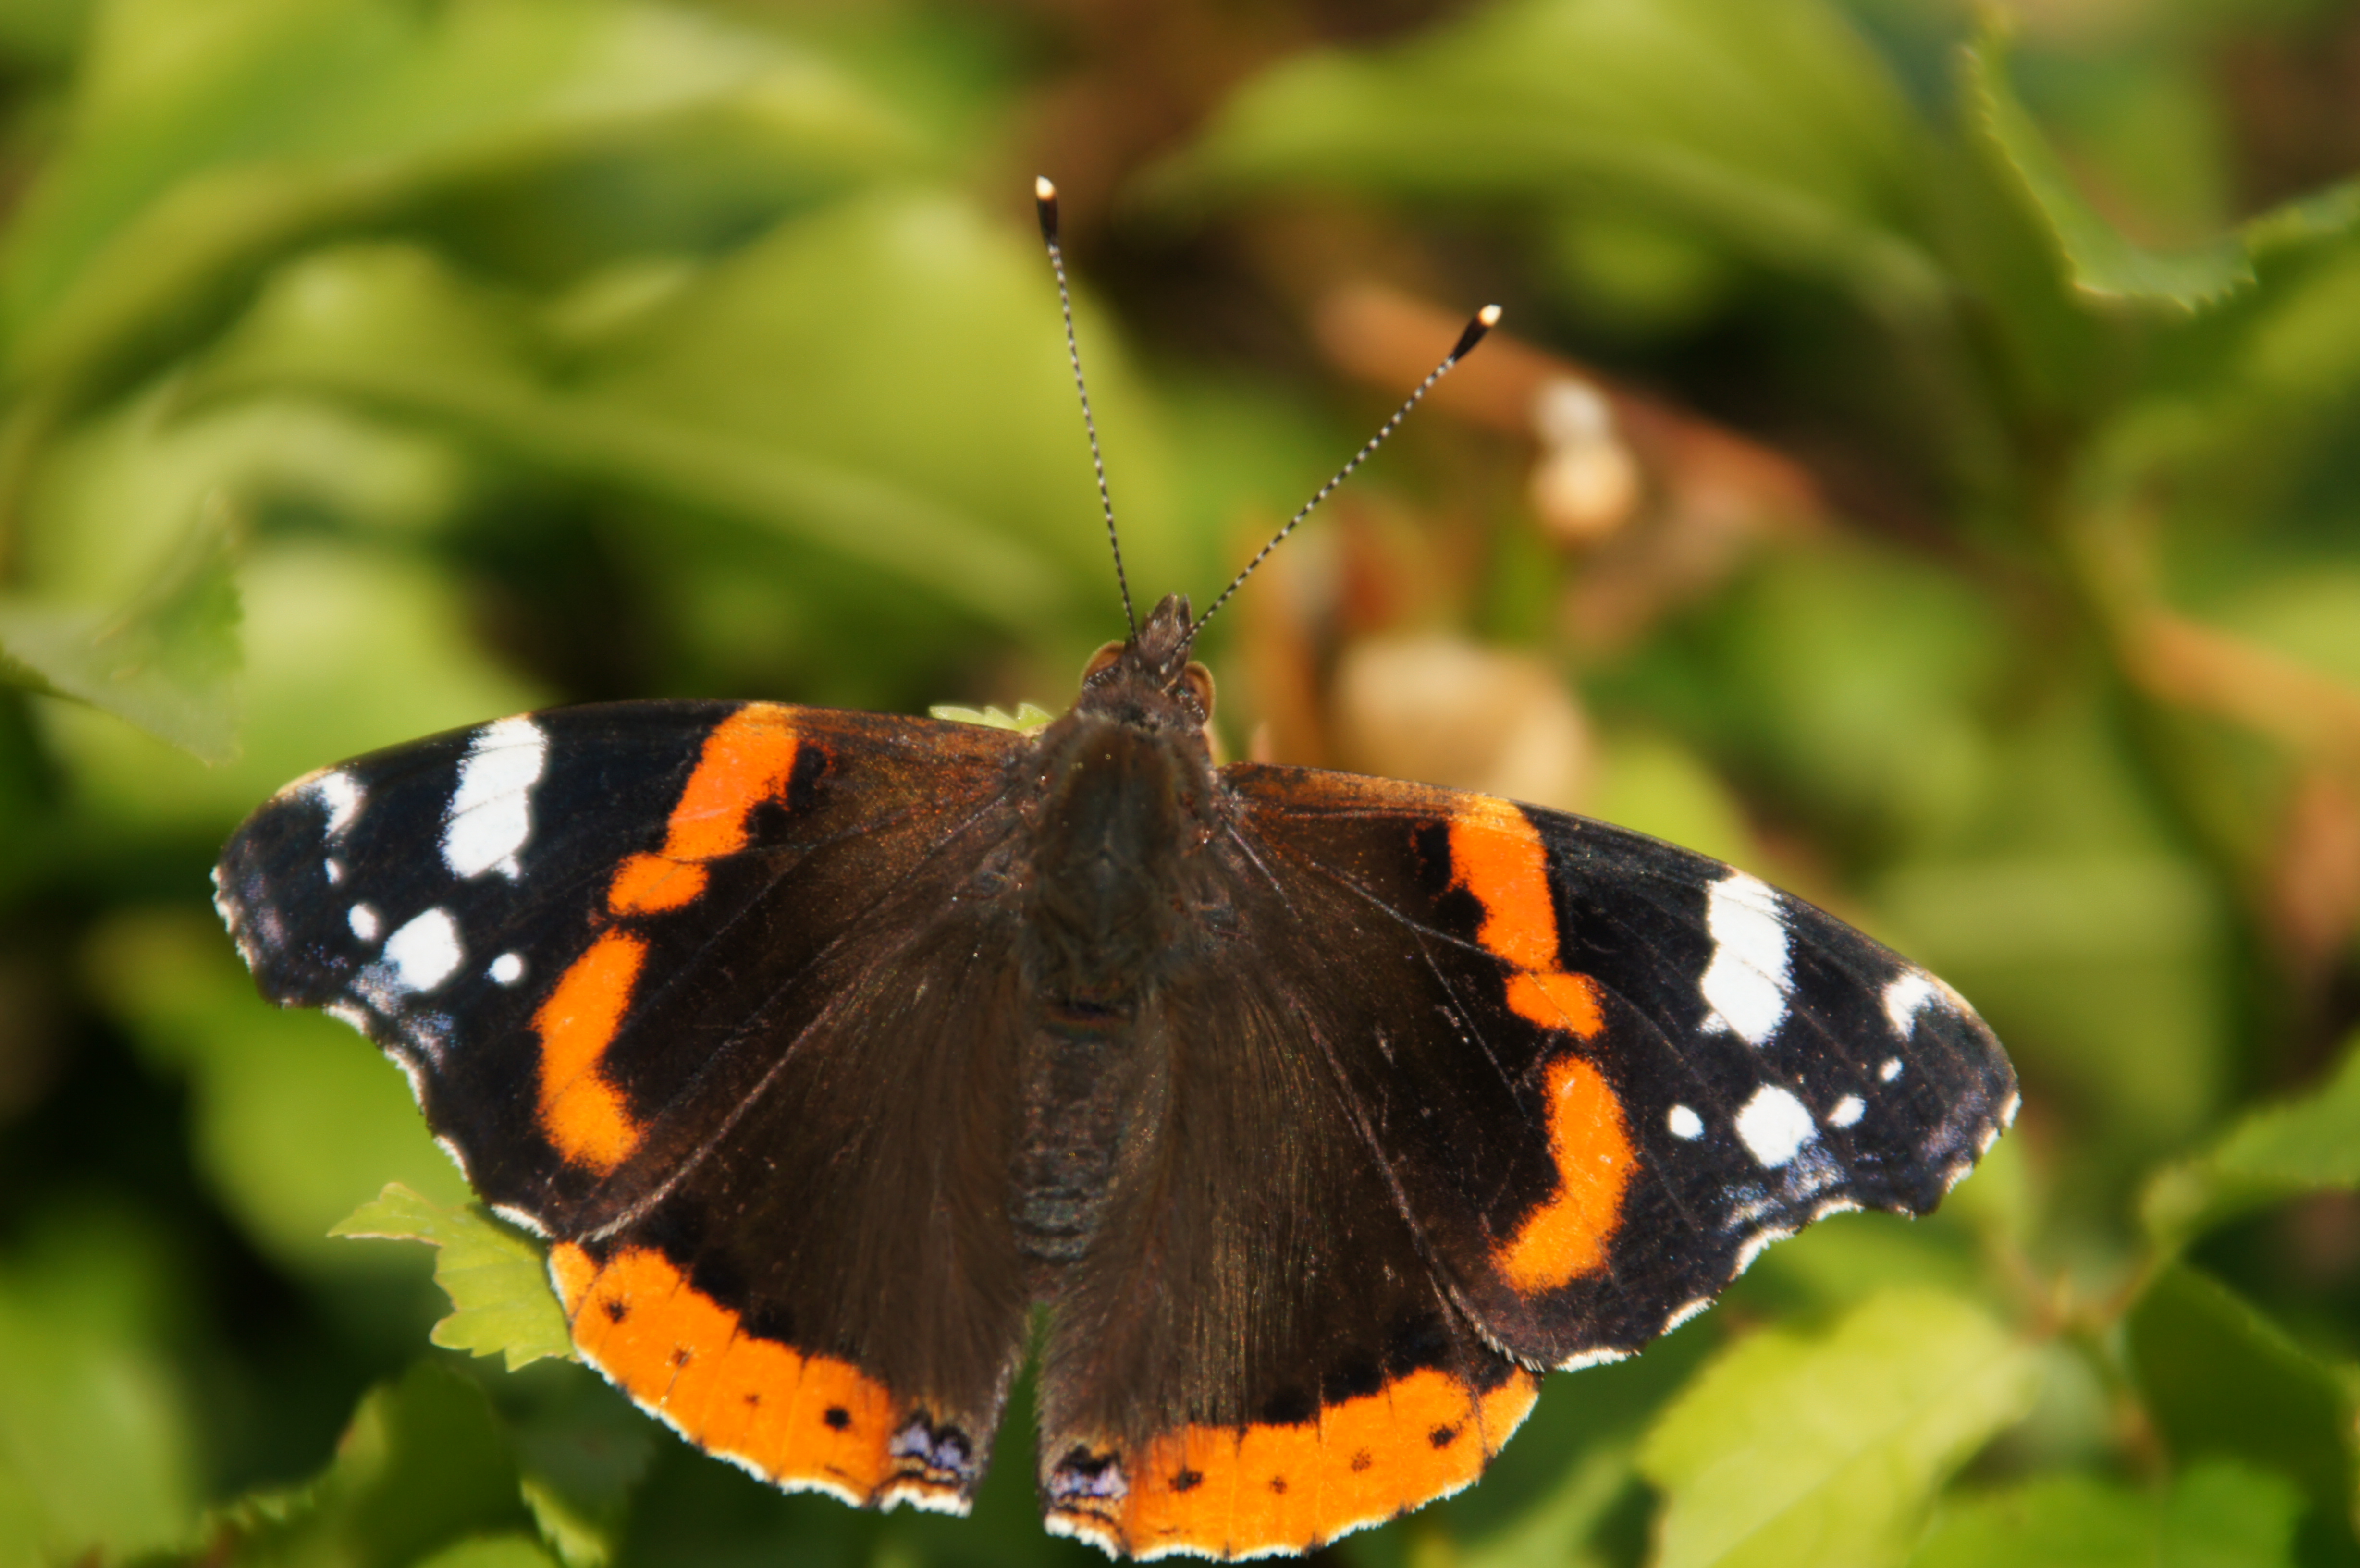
[1268,1475,1288,1494]
[743,1393,761,1407]
[1430,1424,1461,1449]
[1173,1468,1204,1492]
[823,1406,852,1431]
[602,1298,629,1323]
[669,1347,691,1367]
[1350,1450,1374,1473]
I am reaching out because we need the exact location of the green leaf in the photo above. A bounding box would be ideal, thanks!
[332,1184,574,1372]
[0,501,242,761]
[930,701,1057,733]
[1160,0,1951,319]
[2123,1264,2357,1542]
[0,1207,198,1565]
[411,1534,565,1568]
[1908,1460,2302,1568]
[38,534,543,835]
[1454,1445,1635,1568]
[2162,1463,2308,1568]
[209,1360,533,1568]
[184,218,1125,635]
[506,1373,656,1568]
[0,0,925,404]
[2143,1029,2360,1247]
[1637,1288,2040,1568]
[1967,24,2360,312]
[1635,542,2005,856]
[88,912,477,1279]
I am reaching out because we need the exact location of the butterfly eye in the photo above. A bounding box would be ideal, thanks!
[1181,662,1215,721]
[1081,642,1125,682]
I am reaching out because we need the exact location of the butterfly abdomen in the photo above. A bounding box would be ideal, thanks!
[1011,710,1211,1270]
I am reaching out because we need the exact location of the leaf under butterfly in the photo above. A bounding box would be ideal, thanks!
[332,1183,574,1371]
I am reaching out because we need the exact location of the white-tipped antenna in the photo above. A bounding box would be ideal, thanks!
[1037,177,1135,636]
[1188,303,1501,640]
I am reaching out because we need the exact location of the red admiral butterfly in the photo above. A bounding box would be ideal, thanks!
[214,180,2015,1559]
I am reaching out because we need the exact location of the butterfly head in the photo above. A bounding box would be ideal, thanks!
[1075,592,1214,735]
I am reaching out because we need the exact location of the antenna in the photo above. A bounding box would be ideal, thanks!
[1036,176,1135,636]
[1188,304,1500,640]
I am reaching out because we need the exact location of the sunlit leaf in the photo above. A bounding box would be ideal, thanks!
[183,216,1142,636]
[0,0,926,399]
[37,535,544,834]
[2144,1029,2360,1247]
[410,1533,565,1568]
[1908,1460,2301,1568]
[1160,0,1951,318]
[1638,1288,2040,1568]
[930,702,1058,733]
[332,1184,574,1372]
[1967,26,2248,309]
[1967,24,2360,312]
[0,501,242,761]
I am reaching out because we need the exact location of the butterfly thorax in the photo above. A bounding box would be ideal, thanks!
[1010,593,1222,1270]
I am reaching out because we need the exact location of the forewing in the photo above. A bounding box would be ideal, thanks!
[214,701,1036,1511]
[1222,762,2017,1364]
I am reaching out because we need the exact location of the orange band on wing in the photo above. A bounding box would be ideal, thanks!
[1448,800,1560,971]
[663,705,802,861]
[1446,801,1628,1291]
[592,705,799,921]
[549,1241,911,1507]
[1067,1367,1541,1558]
[534,931,648,1173]
[608,853,711,915]
[1496,1054,1634,1292]
[544,707,805,1171]
[1448,803,1603,1041]
[1506,970,1604,1036]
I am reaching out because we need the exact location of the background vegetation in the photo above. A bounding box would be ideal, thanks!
[2,0,2358,1563]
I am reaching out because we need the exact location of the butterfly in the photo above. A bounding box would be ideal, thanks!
[213,178,2015,1560]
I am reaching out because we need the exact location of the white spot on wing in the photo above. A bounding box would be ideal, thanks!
[488,952,525,986]
[1667,1104,1704,1140]
[443,716,548,880]
[324,858,344,885]
[1735,1084,1815,1168]
[306,771,364,838]
[1883,971,1939,1036]
[348,903,381,942]
[1880,1057,1903,1082]
[383,908,463,993]
[1699,872,1790,1045]
[1828,1094,1865,1128]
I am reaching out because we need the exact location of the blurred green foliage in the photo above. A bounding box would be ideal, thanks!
[2,0,2359,1565]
